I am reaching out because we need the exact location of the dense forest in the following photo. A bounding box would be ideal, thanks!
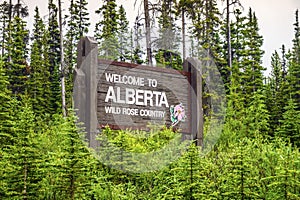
[0,0,300,199]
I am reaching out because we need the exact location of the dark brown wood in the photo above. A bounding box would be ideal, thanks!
[74,37,204,148]
[97,61,191,133]
[183,58,203,147]
[98,59,190,76]
[74,37,99,148]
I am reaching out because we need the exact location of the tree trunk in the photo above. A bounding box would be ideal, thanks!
[7,0,12,62]
[58,0,66,117]
[227,0,232,71]
[1,16,6,57]
[182,8,186,59]
[17,0,20,17]
[144,0,152,66]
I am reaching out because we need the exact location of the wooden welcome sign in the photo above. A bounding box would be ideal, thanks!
[74,37,203,148]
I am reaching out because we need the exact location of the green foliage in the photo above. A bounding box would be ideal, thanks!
[241,8,265,98]
[286,10,300,108]
[6,16,29,96]
[277,98,300,146]
[0,59,14,146]
[266,50,287,135]
[0,1,300,199]
[0,101,42,199]
[39,113,94,199]
[130,18,145,64]
[245,90,270,138]
[155,49,183,70]
[47,0,61,114]
[0,1,10,57]
[117,5,131,62]
[95,0,119,60]
[154,0,182,70]
[28,7,52,116]
[64,0,90,109]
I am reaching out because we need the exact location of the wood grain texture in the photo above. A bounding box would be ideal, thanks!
[97,60,191,133]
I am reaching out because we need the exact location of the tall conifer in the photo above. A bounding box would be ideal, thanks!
[48,0,61,113]
[95,0,119,60]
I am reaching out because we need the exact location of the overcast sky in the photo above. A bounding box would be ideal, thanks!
[24,0,299,74]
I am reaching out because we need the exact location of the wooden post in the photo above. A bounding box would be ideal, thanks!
[183,58,203,147]
[74,37,99,148]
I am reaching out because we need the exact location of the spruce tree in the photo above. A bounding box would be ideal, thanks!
[7,16,29,96]
[64,0,90,109]
[245,90,270,138]
[48,0,62,114]
[0,59,14,147]
[155,0,182,70]
[28,7,51,116]
[117,5,130,62]
[241,8,265,102]
[43,113,94,199]
[277,98,300,146]
[1,101,43,199]
[0,1,10,57]
[130,16,145,64]
[287,9,300,108]
[266,50,287,135]
[95,0,119,60]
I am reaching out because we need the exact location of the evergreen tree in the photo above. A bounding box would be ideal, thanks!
[1,101,43,199]
[130,16,145,64]
[245,90,270,138]
[117,5,130,62]
[6,16,29,96]
[266,50,287,135]
[155,0,182,69]
[0,59,14,148]
[241,8,265,102]
[287,9,300,108]
[0,1,10,57]
[188,0,221,57]
[41,113,94,199]
[95,0,119,60]
[64,0,89,109]
[222,74,246,142]
[277,98,300,146]
[48,0,61,114]
[181,0,223,119]
[28,7,51,116]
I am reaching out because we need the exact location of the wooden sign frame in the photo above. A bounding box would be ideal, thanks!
[74,37,203,148]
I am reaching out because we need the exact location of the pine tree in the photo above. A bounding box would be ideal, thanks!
[130,16,145,64]
[42,113,94,199]
[155,0,182,70]
[48,0,61,114]
[0,59,14,147]
[188,0,221,56]
[266,50,287,135]
[222,74,246,142]
[6,16,29,96]
[176,0,195,60]
[1,101,43,199]
[64,0,90,109]
[0,1,10,57]
[245,90,270,138]
[277,98,300,146]
[28,7,51,116]
[241,8,265,102]
[117,5,130,62]
[95,0,119,60]
[287,9,300,108]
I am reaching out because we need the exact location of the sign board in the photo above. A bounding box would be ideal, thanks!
[74,37,203,148]
[97,60,191,132]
